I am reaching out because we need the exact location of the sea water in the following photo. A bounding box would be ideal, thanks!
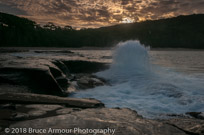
[72,40,204,118]
[7,41,204,118]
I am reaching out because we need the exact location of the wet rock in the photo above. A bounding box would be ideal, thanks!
[25,104,63,112]
[0,104,66,122]
[0,104,17,120]
[1,103,79,120]
[52,60,71,78]
[56,108,77,115]
[0,99,203,135]
[164,118,204,135]
[25,104,63,117]
[77,76,105,89]
[0,67,67,96]
[0,93,105,108]
[0,58,71,96]
[12,113,29,120]
[0,84,31,93]
[9,108,187,135]
[0,108,16,120]
[0,57,109,96]
[67,82,77,93]
[74,74,106,90]
[166,113,189,118]
[0,103,16,110]
[186,112,204,120]
[101,56,112,59]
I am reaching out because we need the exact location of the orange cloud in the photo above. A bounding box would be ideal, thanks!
[0,0,204,28]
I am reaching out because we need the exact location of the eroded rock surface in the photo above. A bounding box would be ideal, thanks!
[0,93,104,108]
[0,58,70,96]
[3,106,203,135]
[163,118,204,135]
[74,74,106,89]
[0,55,108,96]
[0,93,203,135]
[1,49,203,135]
[186,112,204,120]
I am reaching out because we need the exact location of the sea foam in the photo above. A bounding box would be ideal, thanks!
[72,40,204,118]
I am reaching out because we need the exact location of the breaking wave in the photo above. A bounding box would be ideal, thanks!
[72,40,204,118]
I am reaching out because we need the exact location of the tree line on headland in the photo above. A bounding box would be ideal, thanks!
[0,12,204,48]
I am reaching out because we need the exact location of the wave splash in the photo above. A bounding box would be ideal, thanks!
[97,40,151,84]
[73,40,204,118]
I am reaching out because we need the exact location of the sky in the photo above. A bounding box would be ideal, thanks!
[0,0,204,28]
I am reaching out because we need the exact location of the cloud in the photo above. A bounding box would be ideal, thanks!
[0,3,27,15]
[0,0,204,28]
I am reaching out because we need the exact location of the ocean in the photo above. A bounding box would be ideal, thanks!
[71,41,204,118]
[7,40,204,118]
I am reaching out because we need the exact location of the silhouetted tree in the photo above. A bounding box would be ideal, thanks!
[0,12,204,48]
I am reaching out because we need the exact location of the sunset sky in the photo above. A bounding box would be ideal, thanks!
[1,0,204,28]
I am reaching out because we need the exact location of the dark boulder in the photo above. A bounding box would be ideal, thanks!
[76,75,105,89]
[186,112,204,120]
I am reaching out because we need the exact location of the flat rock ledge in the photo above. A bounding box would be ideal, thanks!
[0,59,109,97]
[0,93,104,108]
[0,93,204,135]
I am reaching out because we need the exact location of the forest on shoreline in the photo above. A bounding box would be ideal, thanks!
[0,12,204,48]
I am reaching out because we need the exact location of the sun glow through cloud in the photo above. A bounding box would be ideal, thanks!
[0,0,204,28]
[120,17,135,23]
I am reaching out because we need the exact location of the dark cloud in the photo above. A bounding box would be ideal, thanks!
[0,3,27,15]
[0,0,204,28]
[121,0,132,5]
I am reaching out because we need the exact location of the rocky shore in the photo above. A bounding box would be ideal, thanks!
[0,48,204,135]
[1,93,204,135]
